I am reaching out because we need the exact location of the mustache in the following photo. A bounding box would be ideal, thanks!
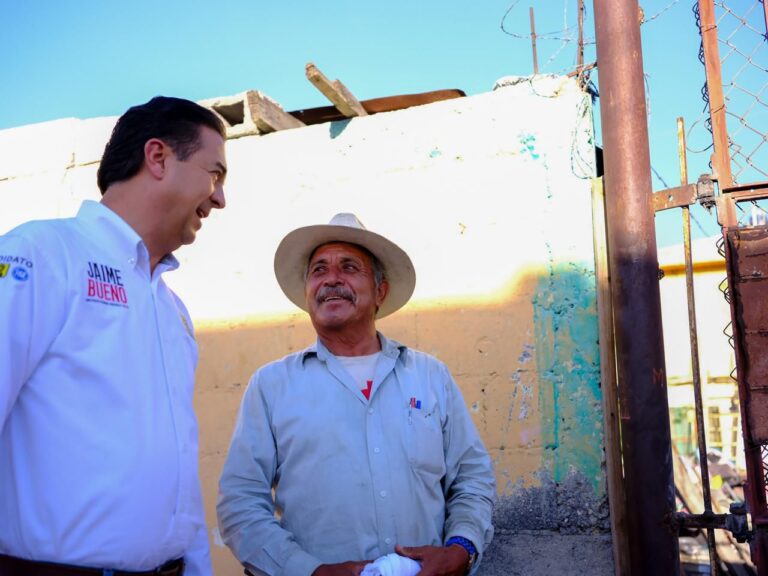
[316,286,355,303]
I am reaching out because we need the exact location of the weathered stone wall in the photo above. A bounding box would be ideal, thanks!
[0,75,613,575]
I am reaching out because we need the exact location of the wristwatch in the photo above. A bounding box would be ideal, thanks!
[445,536,478,573]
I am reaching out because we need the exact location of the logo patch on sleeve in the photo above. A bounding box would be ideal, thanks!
[12,267,29,281]
[85,261,129,307]
[0,256,33,281]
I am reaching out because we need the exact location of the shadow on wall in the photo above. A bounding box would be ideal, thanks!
[193,266,611,575]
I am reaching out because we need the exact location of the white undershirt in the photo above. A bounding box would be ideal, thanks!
[336,352,381,399]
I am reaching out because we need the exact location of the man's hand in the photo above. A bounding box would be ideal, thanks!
[312,560,370,576]
[395,544,469,576]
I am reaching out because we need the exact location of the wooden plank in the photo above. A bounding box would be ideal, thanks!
[591,177,630,576]
[289,89,465,125]
[305,62,368,117]
[359,89,465,112]
[245,90,305,133]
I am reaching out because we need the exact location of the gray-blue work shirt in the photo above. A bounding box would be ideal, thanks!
[217,333,495,576]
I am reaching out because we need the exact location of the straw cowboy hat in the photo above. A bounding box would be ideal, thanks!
[274,213,416,319]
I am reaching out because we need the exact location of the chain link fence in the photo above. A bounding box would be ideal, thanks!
[694,0,768,186]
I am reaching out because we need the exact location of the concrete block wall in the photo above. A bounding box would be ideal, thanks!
[0,75,613,575]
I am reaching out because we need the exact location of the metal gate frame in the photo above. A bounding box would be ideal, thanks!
[649,1,768,573]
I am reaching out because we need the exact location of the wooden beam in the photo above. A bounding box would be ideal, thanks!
[591,177,631,576]
[305,62,368,117]
[289,89,465,126]
[245,90,305,134]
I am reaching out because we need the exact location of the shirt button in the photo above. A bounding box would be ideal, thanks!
[374,447,381,454]
[368,408,374,415]
[385,538,392,545]
[380,490,387,498]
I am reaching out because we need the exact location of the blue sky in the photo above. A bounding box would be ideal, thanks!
[2,0,756,245]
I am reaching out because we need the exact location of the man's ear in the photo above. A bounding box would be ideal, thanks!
[144,138,171,180]
[376,279,390,308]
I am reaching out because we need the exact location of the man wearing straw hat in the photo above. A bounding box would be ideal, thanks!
[218,214,495,576]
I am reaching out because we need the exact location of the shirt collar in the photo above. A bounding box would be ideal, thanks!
[300,331,407,365]
[77,200,180,273]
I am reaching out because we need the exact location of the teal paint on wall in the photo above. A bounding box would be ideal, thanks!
[519,133,540,160]
[532,259,604,494]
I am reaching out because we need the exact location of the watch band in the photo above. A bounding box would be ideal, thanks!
[445,536,478,573]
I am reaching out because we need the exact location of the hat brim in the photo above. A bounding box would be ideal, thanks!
[274,224,416,319]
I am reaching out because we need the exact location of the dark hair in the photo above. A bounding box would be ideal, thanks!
[97,96,226,194]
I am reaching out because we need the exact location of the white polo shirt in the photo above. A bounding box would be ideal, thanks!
[0,201,211,575]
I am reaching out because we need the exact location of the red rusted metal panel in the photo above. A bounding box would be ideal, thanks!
[725,226,768,573]
[729,227,768,442]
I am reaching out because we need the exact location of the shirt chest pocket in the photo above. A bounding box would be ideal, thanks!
[405,405,446,477]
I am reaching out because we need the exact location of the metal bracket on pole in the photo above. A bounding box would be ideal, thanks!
[652,174,717,212]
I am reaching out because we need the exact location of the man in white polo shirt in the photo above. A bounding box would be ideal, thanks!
[0,96,227,576]
[218,214,495,576]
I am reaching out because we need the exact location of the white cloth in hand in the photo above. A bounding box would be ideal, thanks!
[361,553,421,576]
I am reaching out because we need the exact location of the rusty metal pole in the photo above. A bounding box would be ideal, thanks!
[764,0,768,40]
[679,117,720,575]
[530,7,539,74]
[593,1,681,574]
[699,0,734,192]
[577,0,585,70]
[764,0,768,39]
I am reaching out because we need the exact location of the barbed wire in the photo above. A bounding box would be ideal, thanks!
[500,0,590,42]
[498,0,765,187]
[498,1,767,198]
[500,0,684,46]
[642,0,684,24]
[498,0,694,97]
